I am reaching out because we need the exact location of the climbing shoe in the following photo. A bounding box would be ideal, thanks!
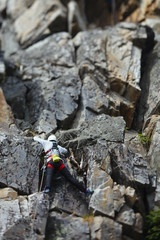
[43,187,50,194]
[85,189,94,196]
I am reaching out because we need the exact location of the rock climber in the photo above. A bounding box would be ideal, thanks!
[34,134,94,195]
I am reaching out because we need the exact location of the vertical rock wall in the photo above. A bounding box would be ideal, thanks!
[0,0,160,239]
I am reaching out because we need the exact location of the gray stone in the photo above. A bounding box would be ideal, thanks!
[28,192,50,236]
[89,183,127,218]
[73,29,107,72]
[14,0,67,47]
[25,66,81,129]
[45,212,90,240]
[0,87,14,126]
[115,22,147,48]
[49,182,88,217]
[73,26,144,128]
[124,130,147,158]
[34,109,57,134]
[80,75,110,123]
[110,143,150,186]
[89,186,115,217]
[0,197,30,239]
[0,7,157,240]
[91,216,122,240]
[1,20,20,57]
[136,42,160,130]
[7,0,30,20]
[2,77,27,119]
[58,114,125,149]
[0,131,41,194]
[145,115,160,174]
[20,32,75,68]
[116,205,135,226]
[0,0,7,13]
[0,191,49,239]
[0,51,5,83]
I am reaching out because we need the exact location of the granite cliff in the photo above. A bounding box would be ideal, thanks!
[0,0,160,239]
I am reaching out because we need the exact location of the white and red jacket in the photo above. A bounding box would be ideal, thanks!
[34,136,68,163]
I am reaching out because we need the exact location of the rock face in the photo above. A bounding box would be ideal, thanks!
[0,0,160,239]
[0,51,5,82]
[0,87,14,126]
[14,0,67,47]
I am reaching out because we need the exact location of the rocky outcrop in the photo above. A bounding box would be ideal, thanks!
[0,190,49,239]
[73,23,147,128]
[0,51,5,83]
[14,0,67,48]
[0,87,14,126]
[136,42,160,130]
[1,0,160,239]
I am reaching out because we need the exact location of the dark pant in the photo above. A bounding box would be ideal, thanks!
[45,160,86,193]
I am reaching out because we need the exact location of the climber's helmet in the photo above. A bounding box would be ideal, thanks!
[48,134,57,142]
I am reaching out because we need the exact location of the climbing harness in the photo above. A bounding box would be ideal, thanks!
[44,141,60,164]
[45,141,58,156]
[44,142,60,165]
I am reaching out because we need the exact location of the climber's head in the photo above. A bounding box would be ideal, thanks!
[48,134,57,142]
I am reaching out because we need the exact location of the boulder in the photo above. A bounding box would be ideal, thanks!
[116,205,143,239]
[49,181,88,217]
[57,114,125,149]
[0,187,18,200]
[90,184,124,218]
[28,192,50,236]
[125,186,137,207]
[2,77,27,120]
[14,0,67,47]
[124,130,147,158]
[0,191,49,239]
[0,130,41,194]
[0,198,30,239]
[6,0,33,20]
[1,20,21,57]
[91,216,122,240]
[15,32,75,69]
[73,24,147,128]
[25,66,80,130]
[0,87,14,126]
[8,33,81,131]
[45,212,90,240]
[116,204,135,226]
[110,143,150,187]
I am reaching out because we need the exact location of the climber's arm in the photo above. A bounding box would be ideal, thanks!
[33,136,49,149]
[58,145,68,157]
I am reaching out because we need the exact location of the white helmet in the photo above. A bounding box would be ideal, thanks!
[48,135,57,142]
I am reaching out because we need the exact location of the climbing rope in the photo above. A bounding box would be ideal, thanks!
[39,164,46,192]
